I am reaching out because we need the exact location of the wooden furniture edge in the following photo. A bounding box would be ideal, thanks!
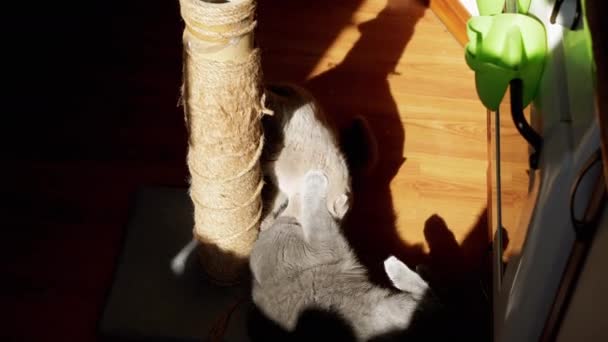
[430,0,471,47]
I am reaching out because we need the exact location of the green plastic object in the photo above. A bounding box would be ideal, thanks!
[476,0,532,16]
[465,13,547,111]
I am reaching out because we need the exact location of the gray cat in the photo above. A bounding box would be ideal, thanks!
[249,170,440,341]
[260,84,352,230]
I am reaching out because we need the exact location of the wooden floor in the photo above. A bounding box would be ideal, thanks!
[260,0,488,247]
[4,0,499,340]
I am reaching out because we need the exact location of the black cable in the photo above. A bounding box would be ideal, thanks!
[510,79,543,169]
[569,148,604,236]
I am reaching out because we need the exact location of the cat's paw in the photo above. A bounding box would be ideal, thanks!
[332,193,351,219]
[170,239,198,276]
[384,256,429,297]
[303,170,328,194]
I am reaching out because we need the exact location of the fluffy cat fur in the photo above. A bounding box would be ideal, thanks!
[260,84,352,230]
[249,170,438,341]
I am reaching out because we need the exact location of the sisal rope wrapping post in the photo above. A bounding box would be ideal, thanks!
[179,0,266,285]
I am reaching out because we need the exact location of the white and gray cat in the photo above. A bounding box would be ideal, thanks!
[260,83,354,230]
[249,170,440,341]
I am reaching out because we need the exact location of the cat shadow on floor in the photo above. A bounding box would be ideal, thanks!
[421,212,495,341]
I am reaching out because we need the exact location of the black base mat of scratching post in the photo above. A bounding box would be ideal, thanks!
[98,187,251,342]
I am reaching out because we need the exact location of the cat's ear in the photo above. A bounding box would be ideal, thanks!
[384,256,429,298]
[332,193,351,220]
[340,115,378,177]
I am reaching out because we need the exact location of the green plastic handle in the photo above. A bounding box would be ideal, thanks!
[465,13,547,111]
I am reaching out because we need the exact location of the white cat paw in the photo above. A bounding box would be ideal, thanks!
[170,239,198,276]
[384,256,429,296]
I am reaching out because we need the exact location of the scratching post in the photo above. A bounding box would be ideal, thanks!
[179,0,265,285]
[99,1,265,338]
